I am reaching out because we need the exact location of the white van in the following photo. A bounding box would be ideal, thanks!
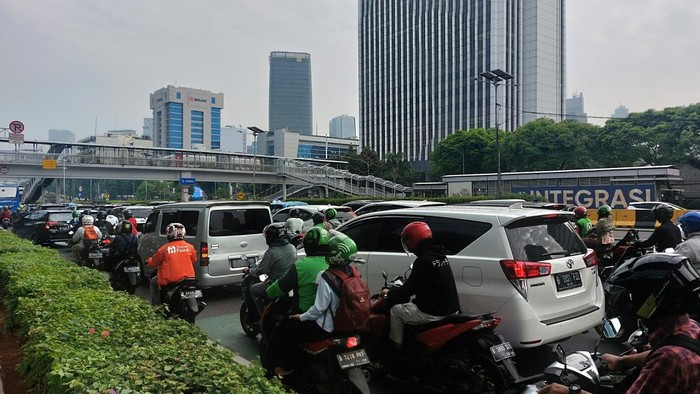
[137,201,272,288]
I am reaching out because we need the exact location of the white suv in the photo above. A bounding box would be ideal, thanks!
[336,204,604,348]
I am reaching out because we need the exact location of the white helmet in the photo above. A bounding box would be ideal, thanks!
[166,222,186,241]
[82,215,94,225]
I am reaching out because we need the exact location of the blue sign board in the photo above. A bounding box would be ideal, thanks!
[511,185,655,209]
[179,177,196,186]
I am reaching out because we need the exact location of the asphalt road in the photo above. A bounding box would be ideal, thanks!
[51,230,646,391]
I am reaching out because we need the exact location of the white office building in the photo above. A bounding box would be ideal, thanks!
[329,115,357,139]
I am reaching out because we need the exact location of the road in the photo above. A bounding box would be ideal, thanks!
[53,230,646,391]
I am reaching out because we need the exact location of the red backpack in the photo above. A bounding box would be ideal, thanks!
[322,266,371,333]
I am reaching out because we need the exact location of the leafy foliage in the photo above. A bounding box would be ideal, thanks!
[0,232,287,393]
[430,128,495,177]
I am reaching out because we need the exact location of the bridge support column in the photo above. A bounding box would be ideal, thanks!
[282,177,287,200]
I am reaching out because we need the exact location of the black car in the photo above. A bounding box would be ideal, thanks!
[12,209,74,245]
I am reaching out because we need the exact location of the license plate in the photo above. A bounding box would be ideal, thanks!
[180,289,203,299]
[230,256,256,268]
[490,342,516,362]
[89,252,103,259]
[336,348,370,370]
[554,271,582,291]
[123,266,141,273]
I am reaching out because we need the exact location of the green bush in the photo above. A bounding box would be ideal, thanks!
[0,232,286,393]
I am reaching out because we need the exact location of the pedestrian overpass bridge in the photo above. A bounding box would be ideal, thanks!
[0,139,412,203]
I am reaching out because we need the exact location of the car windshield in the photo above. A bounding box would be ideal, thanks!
[505,215,587,262]
[48,212,73,222]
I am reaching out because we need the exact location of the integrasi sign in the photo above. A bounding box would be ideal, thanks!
[511,185,655,209]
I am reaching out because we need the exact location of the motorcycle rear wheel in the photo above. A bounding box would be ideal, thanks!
[111,271,138,294]
[445,351,507,394]
[240,302,260,338]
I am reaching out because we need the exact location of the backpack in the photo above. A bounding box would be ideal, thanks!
[83,225,99,241]
[322,266,371,333]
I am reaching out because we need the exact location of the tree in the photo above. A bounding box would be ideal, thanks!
[136,181,177,200]
[430,128,495,177]
[380,152,413,184]
[336,147,381,175]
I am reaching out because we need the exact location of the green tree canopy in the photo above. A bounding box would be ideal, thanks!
[430,128,495,177]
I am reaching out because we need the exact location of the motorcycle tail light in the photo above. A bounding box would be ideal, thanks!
[200,242,210,267]
[345,336,359,348]
[583,250,598,267]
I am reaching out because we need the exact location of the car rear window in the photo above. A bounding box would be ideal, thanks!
[161,211,200,236]
[428,217,492,255]
[48,212,73,223]
[209,208,271,236]
[131,208,154,218]
[505,215,586,262]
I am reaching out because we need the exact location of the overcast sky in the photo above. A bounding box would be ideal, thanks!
[1,0,699,143]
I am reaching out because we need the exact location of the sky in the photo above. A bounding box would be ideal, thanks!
[1,0,699,143]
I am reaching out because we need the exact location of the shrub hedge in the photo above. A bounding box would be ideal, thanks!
[0,232,286,393]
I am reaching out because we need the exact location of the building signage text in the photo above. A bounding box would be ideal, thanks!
[511,185,655,209]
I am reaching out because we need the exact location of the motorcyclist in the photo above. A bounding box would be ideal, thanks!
[70,209,92,234]
[323,208,341,230]
[123,209,138,235]
[273,231,361,377]
[539,253,700,394]
[104,209,120,235]
[573,206,593,237]
[70,215,103,263]
[106,220,138,271]
[146,223,197,305]
[1,206,12,227]
[312,211,326,229]
[583,205,616,259]
[380,221,461,351]
[244,223,297,317]
[633,204,681,252]
[70,206,80,225]
[675,211,700,271]
[284,208,304,239]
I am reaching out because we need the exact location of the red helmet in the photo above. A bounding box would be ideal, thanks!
[401,221,432,254]
[573,206,587,219]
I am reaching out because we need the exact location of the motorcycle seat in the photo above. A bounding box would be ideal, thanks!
[412,312,495,333]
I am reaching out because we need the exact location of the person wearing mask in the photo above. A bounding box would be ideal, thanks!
[244,223,297,316]
[634,205,682,252]
[106,220,138,270]
[284,208,304,238]
[323,208,341,230]
[381,221,461,351]
[146,223,197,305]
[573,206,593,238]
[70,215,103,263]
[675,211,700,271]
[123,209,138,235]
[539,253,700,394]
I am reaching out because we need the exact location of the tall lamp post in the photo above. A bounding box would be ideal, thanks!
[478,69,514,196]
[245,126,266,200]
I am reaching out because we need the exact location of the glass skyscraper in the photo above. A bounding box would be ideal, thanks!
[269,51,313,135]
[330,114,357,139]
[359,0,566,169]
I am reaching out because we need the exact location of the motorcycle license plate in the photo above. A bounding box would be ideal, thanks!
[489,342,516,362]
[88,252,103,259]
[123,266,141,273]
[336,348,370,370]
[180,289,203,299]
[554,271,582,292]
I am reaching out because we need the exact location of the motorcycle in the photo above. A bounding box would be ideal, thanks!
[594,229,640,281]
[161,277,206,324]
[240,267,268,338]
[1,217,11,229]
[78,239,104,269]
[361,271,527,393]
[108,253,142,294]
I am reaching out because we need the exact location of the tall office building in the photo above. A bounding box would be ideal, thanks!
[612,105,629,119]
[359,0,566,169]
[269,51,313,135]
[329,115,357,139]
[48,129,75,143]
[142,118,154,140]
[150,86,224,150]
[565,93,588,123]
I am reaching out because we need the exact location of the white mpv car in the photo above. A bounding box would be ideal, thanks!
[336,204,604,348]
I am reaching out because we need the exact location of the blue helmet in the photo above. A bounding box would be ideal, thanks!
[678,211,700,235]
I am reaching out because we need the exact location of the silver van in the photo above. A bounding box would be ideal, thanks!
[137,201,272,288]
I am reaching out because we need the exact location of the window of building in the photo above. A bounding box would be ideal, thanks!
[176,92,181,100]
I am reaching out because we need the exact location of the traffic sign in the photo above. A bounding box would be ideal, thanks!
[9,133,24,144]
[236,191,246,201]
[42,159,57,169]
[179,177,196,185]
[0,167,8,174]
[78,185,83,192]
[9,121,24,134]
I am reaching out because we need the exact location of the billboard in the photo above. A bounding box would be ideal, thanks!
[511,185,655,209]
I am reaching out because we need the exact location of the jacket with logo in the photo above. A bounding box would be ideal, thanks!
[147,239,197,287]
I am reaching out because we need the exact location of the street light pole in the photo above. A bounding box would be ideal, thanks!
[479,69,514,196]
[246,126,266,200]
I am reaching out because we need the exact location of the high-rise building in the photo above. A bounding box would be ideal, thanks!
[329,115,357,139]
[612,105,629,119]
[359,0,566,169]
[269,51,313,135]
[142,118,154,140]
[48,129,75,143]
[150,85,224,150]
[565,93,588,123]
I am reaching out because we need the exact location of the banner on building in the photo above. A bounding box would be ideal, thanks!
[511,185,655,209]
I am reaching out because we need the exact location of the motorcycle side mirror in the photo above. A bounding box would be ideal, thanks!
[382,271,388,280]
[601,317,623,339]
[554,344,566,365]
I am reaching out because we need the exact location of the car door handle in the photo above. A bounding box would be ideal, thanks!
[354,258,366,265]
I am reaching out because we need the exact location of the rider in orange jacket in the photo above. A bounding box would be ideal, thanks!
[146,222,197,304]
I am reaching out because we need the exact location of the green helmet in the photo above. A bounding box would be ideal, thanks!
[597,205,612,218]
[326,231,358,267]
[303,227,330,256]
[325,208,337,220]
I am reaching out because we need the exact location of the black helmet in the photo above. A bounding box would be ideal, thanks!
[263,223,287,245]
[123,209,133,219]
[312,211,325,225]
[606,253,700,323]
[119,220,133,235]
[96,211,106,220]
[652,204,674,222]
[303,227,330,256]
[289,208,301,218]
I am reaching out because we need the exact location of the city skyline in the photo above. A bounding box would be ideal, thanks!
[1,1,699,143]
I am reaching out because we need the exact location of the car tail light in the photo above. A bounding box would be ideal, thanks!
[44,221,58,231]
[500,260,552,301]
[200,242,210,267]
[583,250,597,267]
